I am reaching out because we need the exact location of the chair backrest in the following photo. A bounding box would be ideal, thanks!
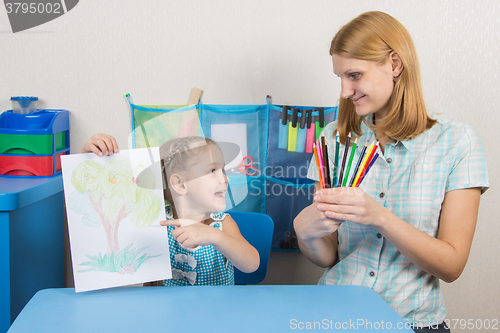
[228,211,274,285]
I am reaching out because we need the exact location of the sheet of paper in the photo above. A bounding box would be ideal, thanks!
[61,148,171,292]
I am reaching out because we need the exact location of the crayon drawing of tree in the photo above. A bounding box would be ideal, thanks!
[67,155,162,274]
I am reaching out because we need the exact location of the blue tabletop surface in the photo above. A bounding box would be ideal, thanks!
[0,174,63,211]
[8,285,413,332]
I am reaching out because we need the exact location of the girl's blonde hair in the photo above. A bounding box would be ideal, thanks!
[159,136,216,180]
[330,11,436,144]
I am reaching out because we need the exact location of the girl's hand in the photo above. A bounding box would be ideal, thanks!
[293,202,343,242]
[314,187,386,227]
[80,133,119,156]
[160,220,220,248]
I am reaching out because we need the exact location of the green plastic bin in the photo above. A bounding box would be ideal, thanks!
[0,132,66,155]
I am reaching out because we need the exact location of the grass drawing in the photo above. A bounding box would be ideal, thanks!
[79,244,160,274]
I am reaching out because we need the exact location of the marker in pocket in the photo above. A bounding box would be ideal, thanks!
[278,105,289,149]
[305,109,315,153]
[295,109,308,153]
[315,107,325,140]
[287,108,299,152]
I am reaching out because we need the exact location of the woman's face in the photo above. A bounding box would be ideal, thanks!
[332,54,396,120]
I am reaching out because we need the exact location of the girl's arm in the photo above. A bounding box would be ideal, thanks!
[216,215,260,273]
[162,216,260,273]
[316,187,481,282]
[293,182,343,268]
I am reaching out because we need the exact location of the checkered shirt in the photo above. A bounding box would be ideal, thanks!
[162,208,235,286]
[307,114,489,325]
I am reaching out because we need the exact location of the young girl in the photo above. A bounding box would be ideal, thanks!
[293,11,489,332]
[81,134,259,286]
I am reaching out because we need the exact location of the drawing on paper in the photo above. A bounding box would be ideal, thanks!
[67,154,162,275]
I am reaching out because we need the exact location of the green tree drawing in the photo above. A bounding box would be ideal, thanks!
[68,155,162,274]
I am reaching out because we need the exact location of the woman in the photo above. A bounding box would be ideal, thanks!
[293,11,489,332]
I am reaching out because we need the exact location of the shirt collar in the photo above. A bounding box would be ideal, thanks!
[399,138,414,152]
[359,114,414,152]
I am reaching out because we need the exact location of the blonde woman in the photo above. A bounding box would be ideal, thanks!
[294,11,489,332]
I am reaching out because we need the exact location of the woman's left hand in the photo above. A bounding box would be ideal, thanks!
[314,187,386,227]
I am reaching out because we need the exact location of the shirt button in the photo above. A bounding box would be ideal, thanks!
[377,233,382,238]
[387,158,392,164]
[369,271,375,277]
[379,192,385,198]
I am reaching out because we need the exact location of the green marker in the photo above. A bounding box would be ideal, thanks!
[315,107,325,140]
[287,108,299,152]
[288,121,298,151]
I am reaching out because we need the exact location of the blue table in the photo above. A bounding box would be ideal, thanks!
[8,286,414,332]
[0,175,65,333]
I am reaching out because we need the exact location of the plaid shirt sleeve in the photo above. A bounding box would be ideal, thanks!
[446,122,489,194]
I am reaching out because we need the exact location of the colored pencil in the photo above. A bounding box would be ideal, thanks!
[321,135,326,185]
[351,140,374,187]
[357,152,379,187]
[320,134,330,188]
[355,142,379,186]
[333,131,340,187]
[321,134,332,188]
[313,143,325,189]
[337,132,351,187]
[348,140,368,187]
[342,137,358,187]
[316,139,325,186]
[353,141,378,187]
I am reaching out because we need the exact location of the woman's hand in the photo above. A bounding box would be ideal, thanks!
[160,220,220,248]
[293,202,343,242]
[80,133,119,156]
[293,181,344,268]
[314,187,386,228]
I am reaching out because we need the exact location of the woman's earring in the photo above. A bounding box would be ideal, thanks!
[393,75,400,83]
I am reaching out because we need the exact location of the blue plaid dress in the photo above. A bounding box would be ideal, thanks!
[162,207,235,286]
[308,114,489,326]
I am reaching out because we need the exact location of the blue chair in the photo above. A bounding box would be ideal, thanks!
[228,211,274,285]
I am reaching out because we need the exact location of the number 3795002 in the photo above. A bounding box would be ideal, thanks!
[5,2,62,14]
[444,319,498,330]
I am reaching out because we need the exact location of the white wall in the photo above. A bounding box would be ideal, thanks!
[1,1,498,331]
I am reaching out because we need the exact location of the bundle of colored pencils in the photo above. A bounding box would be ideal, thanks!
[313,131,379,189]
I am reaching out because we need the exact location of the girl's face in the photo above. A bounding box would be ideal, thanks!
[332,54,396,120]
[183,143,229,215]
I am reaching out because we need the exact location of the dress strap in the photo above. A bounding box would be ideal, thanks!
[210,211,227,222]
[165,205,173,220]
